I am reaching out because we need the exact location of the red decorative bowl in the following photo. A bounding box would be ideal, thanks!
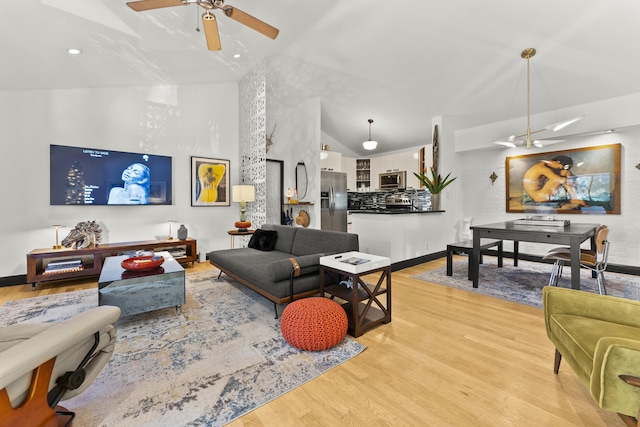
[121,255,165,271]
[234,221,251,229]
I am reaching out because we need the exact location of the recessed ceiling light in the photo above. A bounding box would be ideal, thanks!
[66,48,82,55]
[604,129,615,133]
[233,54,241,59]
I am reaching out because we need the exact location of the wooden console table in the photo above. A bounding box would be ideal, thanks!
[26,238,197,289]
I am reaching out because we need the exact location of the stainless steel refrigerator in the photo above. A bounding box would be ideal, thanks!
[320,171,348,232]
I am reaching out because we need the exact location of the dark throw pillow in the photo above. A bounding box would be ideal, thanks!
[248,229,278,251]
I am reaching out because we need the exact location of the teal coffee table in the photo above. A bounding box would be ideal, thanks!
[98,251,185,317]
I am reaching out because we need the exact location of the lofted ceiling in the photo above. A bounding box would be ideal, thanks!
[2,1,640,156]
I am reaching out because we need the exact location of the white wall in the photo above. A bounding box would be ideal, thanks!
[266,96,322,228]
[266,55,323,229]
[458,127,640,266]
[0,83,239,277]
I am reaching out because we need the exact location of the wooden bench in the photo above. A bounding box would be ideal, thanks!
[446,239,503,280]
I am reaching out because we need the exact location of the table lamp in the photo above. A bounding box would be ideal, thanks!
[232,185,255,232]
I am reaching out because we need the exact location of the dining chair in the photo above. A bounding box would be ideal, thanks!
[543,225,609,294]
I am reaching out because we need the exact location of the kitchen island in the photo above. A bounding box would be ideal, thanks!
[350,209,448,264]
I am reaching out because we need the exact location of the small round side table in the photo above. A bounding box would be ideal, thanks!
[227,229,255,248]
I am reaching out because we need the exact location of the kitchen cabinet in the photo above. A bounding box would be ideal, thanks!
[320,150,342,171]
[405,151,421,188]
[342,157,356,190]
[376,150,421,189]
[355,158,371,191]
[369,157,382,190]
[380,152,405,173]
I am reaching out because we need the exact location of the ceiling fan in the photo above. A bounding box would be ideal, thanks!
[493,48,584,149]
[125,0,279,51]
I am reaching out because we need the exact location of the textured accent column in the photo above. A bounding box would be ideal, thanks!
[239,62,267,229]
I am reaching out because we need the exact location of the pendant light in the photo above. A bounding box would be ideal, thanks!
[494,48,584,149]
[363,119,378,150]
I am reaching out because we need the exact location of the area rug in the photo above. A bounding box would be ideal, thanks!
[0,271,366,426]
[413,257,639,308]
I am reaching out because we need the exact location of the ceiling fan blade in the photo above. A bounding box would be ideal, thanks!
[544,115,586,132]
[493,139,523,148]
[222,6,279,39]
[202,12,222,51]
[126,0,185,12]
[533,139,565,148]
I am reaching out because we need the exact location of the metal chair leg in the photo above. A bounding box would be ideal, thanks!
[597,271,608,295]
[555,262,564,287]
[548,261,558,286]
[549,260,563,287]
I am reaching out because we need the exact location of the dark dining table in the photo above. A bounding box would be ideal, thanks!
[470,221,600,290]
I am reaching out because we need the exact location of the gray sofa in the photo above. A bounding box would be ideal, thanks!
[207,224,359,315]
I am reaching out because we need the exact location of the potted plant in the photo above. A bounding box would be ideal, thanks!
[413,167,457,210]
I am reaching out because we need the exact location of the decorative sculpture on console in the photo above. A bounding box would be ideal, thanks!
[62,220,103,249]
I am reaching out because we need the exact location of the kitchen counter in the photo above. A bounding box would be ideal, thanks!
[350,209,444,214]
[351,209,451,263]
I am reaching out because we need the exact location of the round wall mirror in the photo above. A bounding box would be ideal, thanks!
[295,162,308,200]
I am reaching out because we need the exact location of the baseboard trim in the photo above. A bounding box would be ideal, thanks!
[391,251,446,271]
[2,253,638,286]
[0,275,27,288]
[392,250,640,276]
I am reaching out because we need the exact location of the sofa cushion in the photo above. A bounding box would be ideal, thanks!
[291,228,359,256]
[266,254,328,283]
[208,248,323,299]
[261,224,298,253]
[248,229,277,251]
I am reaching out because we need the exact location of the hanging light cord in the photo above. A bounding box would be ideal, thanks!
[523,48,536,149]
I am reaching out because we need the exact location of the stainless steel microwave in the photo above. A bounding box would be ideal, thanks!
[379,171,406,189]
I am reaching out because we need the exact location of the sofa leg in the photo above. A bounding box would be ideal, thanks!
[273,303,279,320]
[616,413,638,427]
[618,375,640,427]
[554,349,562,374]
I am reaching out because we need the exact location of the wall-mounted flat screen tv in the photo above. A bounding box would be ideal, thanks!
[50,144,173,205]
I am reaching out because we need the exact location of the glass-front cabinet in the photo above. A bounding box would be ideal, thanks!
[355,158,371,191]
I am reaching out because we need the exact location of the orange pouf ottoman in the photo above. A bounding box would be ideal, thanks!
[280,297,348,351]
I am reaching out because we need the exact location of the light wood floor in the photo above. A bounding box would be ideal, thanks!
[1,258,623,426]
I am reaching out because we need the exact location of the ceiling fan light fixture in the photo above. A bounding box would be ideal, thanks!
[363,119,378,150]
[126,0,279,51]
[493,48,585,149]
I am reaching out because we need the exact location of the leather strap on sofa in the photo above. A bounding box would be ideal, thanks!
[288,258,301,277]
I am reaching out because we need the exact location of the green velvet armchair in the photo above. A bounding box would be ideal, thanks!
[543,286,640,426]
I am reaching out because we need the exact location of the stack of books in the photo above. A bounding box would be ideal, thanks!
[166,248,187,259]
[44,259,83,275]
